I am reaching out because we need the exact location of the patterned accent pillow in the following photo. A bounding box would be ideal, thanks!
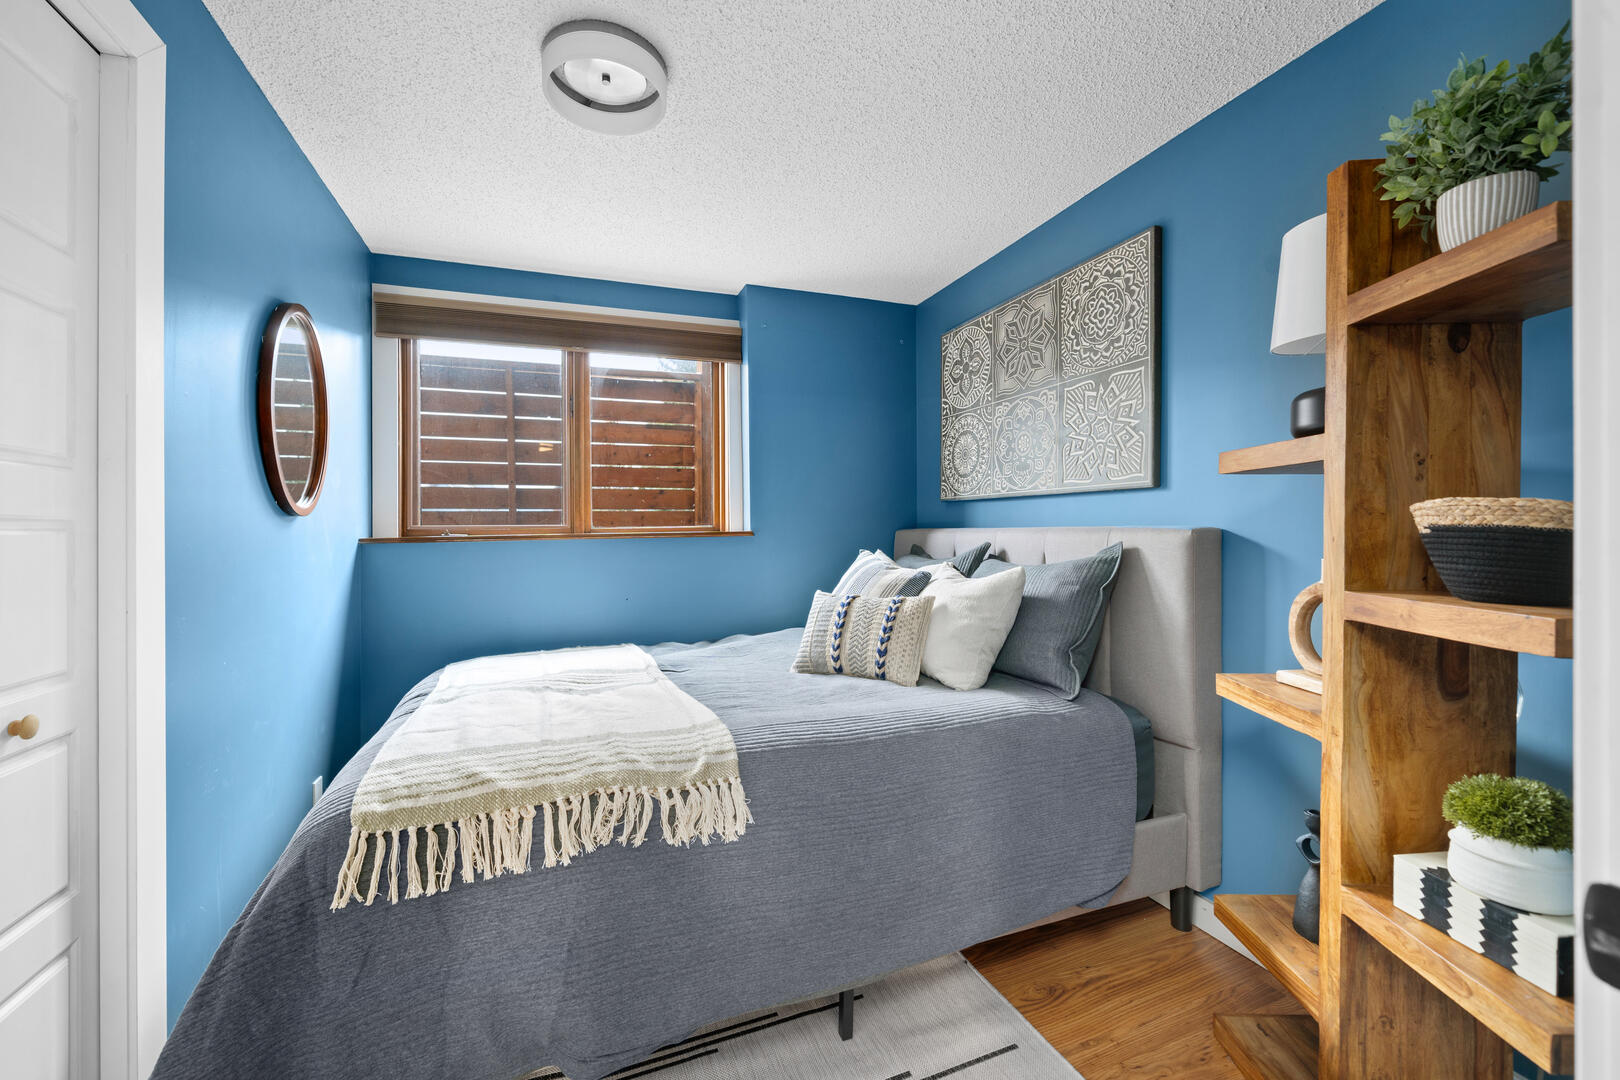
[792,592,934,687]
[832,550,931,598]
[899,541,992,578]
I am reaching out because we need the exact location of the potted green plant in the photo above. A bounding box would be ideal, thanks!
[1442,773,1573,915]
[1377,24,1572,251]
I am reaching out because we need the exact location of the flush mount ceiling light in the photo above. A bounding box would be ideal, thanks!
[541,20,668,136]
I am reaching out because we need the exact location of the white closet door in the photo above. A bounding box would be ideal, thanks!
[0,1,101,1078]
[1574,0,1620,1072]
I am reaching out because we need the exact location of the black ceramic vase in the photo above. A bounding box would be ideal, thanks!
[1292,809,1322,943]
[1290,387,1326,438]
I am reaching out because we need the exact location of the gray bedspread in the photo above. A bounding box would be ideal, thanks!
[152,629,1137,1080]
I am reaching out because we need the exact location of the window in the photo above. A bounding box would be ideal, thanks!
[375,292,742,539]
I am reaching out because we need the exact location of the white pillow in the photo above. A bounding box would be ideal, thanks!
[919,564,1025,690]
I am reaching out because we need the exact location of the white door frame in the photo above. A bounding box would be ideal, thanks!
[45,1,168,1077]
[1573,0,1620,1071]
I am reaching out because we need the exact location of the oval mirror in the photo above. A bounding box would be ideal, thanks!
[256,303,328,515]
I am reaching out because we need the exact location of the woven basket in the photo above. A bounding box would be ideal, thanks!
[1411,498,1572,606]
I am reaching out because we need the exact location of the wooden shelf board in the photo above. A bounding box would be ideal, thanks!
[1342,885,1573,1074]
[1343,590,1572,658]
[1218,435,1324,475]
[1213,894,1321,1018]
[1216,674,1323,741]
[1348,202,1571,325]
[1213,1013,1319,1080]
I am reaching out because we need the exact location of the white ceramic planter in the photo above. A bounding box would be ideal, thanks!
[1434,170,1540,252]
[1447,825,1573,915]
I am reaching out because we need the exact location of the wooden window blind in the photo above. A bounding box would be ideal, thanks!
[375,294,742,363]
[399,338,729,538]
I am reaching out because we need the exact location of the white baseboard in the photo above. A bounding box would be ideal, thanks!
[1151,891,1258,965]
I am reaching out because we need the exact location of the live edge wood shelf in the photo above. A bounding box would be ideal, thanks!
[1344,590,1572,658]
[1212,162,1573,1080]
[1214,894,1321,1018]
[1218,435,1324,475]
[1346,202,1571,325]
[1342,886,1575,1075]
[1215,673,1322,740]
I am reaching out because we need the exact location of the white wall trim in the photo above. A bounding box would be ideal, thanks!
[1573,0,1619,1072]
[370,283,742,329]
[371,337,402,538]
[65,0,168,1076]
[46,0,161,55]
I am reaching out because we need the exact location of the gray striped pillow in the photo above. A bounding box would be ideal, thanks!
[832,550,931,598]
[899,541,991,578]
[972,542,1123,698]
[792,591,934,686]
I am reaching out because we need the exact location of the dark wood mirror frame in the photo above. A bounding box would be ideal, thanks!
[257,302,329,516]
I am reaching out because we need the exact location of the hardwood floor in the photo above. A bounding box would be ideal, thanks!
[965,899,1301,1079]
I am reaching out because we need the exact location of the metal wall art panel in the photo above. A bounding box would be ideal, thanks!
[940,226,1159,499]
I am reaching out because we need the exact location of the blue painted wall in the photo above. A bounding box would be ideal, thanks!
[912,0,1574,899]
[358,266,916,729]
[144,0,1575,1039]
[133,0,372,1026]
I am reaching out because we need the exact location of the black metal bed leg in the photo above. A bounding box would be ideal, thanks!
[837,988,855,1040]
[1169,886,1195,932]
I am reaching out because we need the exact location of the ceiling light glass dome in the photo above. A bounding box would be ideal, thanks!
[541,21,667,135]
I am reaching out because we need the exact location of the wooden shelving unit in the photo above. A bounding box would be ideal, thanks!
[1344,590,1572,658]
[1213,894,1321,1017]
[1213,162,1574,1079]
[1343,886,1575,1075]
[1218,435,1325,475]
[1215,673,1322,740]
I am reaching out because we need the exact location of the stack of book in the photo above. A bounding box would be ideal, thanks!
[1393,851,1573,998]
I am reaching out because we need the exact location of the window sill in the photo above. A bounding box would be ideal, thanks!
[360,531,755,544]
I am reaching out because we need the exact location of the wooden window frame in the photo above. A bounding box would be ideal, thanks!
[399,340,730,540]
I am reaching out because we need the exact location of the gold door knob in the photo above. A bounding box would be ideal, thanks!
[7,714,39,739]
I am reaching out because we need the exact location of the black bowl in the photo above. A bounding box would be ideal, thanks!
[1419,525,1573,606]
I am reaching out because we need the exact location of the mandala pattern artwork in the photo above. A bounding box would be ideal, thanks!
[940,228,1158,498]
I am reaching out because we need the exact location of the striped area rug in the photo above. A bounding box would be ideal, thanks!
[523,954,1082,1080]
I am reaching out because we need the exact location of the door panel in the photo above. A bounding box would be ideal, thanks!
[0,292,74,460]
[0,1,100,1077]
[0,956,72,1080]
[0,33,78,252]
[0,744,71,930]
[0,529,72,687]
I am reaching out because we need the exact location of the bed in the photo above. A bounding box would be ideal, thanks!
[897,527,1224,920]
[151,526,1220,1080]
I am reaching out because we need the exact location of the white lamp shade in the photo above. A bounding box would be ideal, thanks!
[1271,213,1328,355]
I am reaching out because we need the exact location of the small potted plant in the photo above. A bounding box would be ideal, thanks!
[1442,773,1573,915]
[1377,24,1571,250]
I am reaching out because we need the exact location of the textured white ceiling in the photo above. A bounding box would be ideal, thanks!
[203,0,1380,305]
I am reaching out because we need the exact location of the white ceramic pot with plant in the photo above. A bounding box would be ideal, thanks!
[1442,773,1573,916]
[1377,23,1571,251]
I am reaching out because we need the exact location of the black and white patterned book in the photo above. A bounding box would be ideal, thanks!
[1393,851,1573,998]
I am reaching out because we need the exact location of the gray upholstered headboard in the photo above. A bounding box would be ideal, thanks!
[896,526,1222,891]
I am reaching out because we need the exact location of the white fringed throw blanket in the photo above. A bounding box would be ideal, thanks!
[332,645,751,910]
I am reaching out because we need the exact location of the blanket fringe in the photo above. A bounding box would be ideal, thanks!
[331,777,750,911]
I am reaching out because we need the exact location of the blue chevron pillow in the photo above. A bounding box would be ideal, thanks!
[791,592,934,687]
